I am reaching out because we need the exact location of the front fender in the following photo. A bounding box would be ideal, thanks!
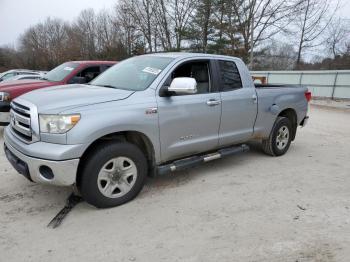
[65,95,160,162]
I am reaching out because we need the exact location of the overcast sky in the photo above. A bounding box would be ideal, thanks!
[0,0,116,47]
[0,0,349,48]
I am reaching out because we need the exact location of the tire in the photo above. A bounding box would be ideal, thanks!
[262,116,292,156]
[79,141,148,208]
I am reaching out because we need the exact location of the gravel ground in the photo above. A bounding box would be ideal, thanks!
[311,99,350,111]
[0,106,349,262]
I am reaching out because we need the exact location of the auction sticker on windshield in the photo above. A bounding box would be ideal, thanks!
[64,67,75,71]
[142,67,162,75]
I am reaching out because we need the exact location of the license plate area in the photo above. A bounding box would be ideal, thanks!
[4,146,32,182]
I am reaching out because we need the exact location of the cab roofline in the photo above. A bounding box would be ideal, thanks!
[140,52,242,61]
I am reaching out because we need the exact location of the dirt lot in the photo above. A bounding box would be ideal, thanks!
[0,106,349,262]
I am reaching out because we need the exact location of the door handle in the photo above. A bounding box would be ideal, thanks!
[252,94,257,104]
[206,99,221,106]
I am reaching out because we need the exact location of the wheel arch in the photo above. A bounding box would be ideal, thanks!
[277,108,297,141]
[76,130,156,187]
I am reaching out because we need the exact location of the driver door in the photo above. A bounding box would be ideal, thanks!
[157,59,221,162]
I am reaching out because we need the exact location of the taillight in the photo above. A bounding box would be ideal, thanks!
[305,91,312,102]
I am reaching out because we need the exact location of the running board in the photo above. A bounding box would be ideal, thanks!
[157,144,249,176]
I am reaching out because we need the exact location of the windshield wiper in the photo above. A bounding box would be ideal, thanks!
[95,84,120,89]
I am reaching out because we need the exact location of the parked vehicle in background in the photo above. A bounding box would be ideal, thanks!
[0,61,116,125]
[0,69,45,82]
[252,76,267,84]
[3,53,310,208]
[2,74,44,82]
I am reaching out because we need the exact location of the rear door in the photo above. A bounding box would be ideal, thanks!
[216,59,258,146]
[157,59,221,162]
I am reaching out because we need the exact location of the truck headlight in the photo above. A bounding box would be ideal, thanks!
[39,114,80,134]
[0,92,11,102]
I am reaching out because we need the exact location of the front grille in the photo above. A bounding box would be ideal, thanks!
[10,101,32,142]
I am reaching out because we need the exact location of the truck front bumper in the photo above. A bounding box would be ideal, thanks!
[4,128,80,186]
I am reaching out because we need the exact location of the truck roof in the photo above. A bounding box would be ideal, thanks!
[144,52,241,61]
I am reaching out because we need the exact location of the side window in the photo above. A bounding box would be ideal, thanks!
[218,60,242,91]
[168,61,211,95]
[77,66,101,82]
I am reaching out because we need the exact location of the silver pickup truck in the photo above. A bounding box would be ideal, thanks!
[4,53,310,208]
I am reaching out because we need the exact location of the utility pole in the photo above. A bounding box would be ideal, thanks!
[249,15,254,70]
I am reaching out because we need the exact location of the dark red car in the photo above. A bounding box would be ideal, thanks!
[0,61,116,125]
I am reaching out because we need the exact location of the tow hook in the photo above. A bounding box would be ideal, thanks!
[47,193,83,228]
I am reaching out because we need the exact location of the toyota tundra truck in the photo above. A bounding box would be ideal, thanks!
[4,53,310,208]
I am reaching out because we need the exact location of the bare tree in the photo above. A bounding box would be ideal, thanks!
[132,0,157,52]
[170,0,198,50]
[294,0,339,68]
[187,0,214,52]
[151,0,197,51]
[2,0,348,72]
[228,0,299,65]
[0,46,22,71]
[45,18,70,65]
[95,9,127,59]
[115,1,144,55]
[19,18,70,69]
[153,0,173,50]
[255,41,298,70]
[73,9,97,59]
[116,0,156,53]
[325,18,349,58]
[199,0,212,52]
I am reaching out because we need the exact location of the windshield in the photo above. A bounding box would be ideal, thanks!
[44,62,79,82]
[1,72,16,81]
[90,56,173,91]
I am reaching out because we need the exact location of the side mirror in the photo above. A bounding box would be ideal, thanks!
[167,77,197,95]
[68,76,87,84]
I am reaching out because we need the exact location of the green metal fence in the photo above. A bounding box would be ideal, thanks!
[251,70,350,99]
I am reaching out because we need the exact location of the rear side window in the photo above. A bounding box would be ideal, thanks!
[218,60,242,91]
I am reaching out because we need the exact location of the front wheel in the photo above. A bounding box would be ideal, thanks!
[79,141,148,208]
[262,117,292,156]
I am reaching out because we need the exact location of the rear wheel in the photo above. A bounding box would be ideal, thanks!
[262,117,292,156]
[79,141,148,208]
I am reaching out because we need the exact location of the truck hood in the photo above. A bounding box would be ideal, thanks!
[17,84,134,113]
